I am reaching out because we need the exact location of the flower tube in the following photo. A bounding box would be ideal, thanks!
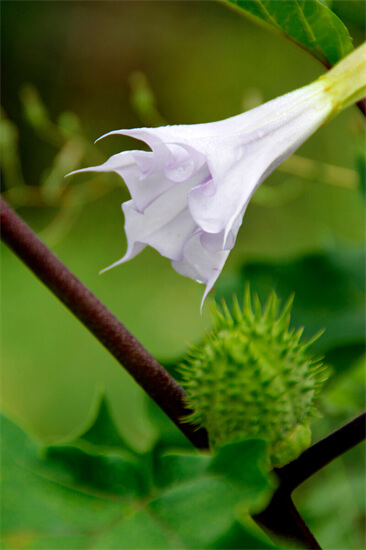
[69,44,366,307]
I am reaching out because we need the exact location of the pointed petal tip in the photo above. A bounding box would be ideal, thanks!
[99,257,127,275]
[200,288,208,315]
[65,167,92,179]
[200,280,214,314]
[94,128,158,146]
[94,129,125,144]
[99,264,114,275]
[94,127,146,144]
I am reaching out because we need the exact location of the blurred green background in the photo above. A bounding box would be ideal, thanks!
[1,1,365,547]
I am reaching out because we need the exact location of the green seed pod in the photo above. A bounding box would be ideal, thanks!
[180,288,328,467]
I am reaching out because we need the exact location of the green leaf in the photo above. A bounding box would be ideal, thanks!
[43,445,146,498]
[0,413,128,549]
[212,519,278,550]
[226,0,353,67]
[209,439,277,511]
[41,394,151,498]
[143,440,278,549]
[149,477,242,548]
[1,409,280,549]
[154,451,212,488]
[71,393,132,452]
[94,490,278,549]
[92,511,173,549]
[144,475,277,549]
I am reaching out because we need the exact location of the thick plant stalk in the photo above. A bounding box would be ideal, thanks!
[275,411,366,491]
[0,197,209,450]
[254,412,366,548]
[254,493,322,549]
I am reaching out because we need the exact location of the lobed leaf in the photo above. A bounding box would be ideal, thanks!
[1,400,279,549]
[0,414,127,549]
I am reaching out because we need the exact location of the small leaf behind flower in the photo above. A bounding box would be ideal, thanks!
[225,0,353,67]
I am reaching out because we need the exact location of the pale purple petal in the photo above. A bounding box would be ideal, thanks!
[67,150,135,178]
[116,176,200,265]
[143,209,197,261]
[187,82,333,239]
[98,129,206,180]
[67,151,174,213]
[68,79,333,308]
[172,230,230,309]
[199,210,243,252]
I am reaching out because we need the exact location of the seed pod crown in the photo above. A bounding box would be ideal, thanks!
[180,288,328,467]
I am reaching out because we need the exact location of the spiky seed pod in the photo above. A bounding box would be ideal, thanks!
[180,288,328,467]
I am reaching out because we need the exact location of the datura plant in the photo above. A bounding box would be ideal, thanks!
[69,43,365,307]
[180,289,329,467]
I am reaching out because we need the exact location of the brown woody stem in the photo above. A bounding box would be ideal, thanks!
[254,493,321,549]
[254,412,366,548]
[275,411,366,492]
[0,197,209,450]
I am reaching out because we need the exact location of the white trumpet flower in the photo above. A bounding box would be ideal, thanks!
[69,44,366,307]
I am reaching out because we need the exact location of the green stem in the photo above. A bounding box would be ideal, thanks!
[320,42,366,113]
